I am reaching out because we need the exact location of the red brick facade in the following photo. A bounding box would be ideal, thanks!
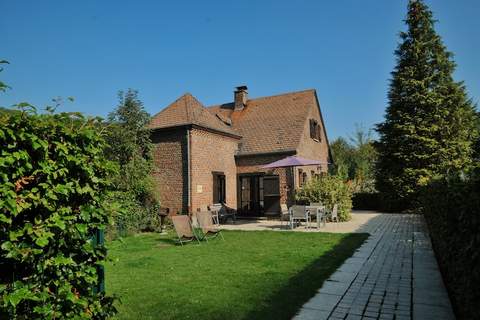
[151,128,188,214]
[190,128,239,211]
[149,88,332,215]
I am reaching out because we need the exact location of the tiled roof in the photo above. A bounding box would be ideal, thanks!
[208,89,317,155]
[148,93,238,136]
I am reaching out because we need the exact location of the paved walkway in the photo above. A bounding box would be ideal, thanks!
[294,214,455,320]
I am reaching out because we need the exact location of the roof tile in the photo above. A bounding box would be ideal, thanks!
[148,93,238,136]
[208,89,316,155]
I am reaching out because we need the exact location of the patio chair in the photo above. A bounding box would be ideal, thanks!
[171,215,201,246]
[290,205,311,229]
[330,204,339,223]
[280,204,291,229]
[306,204,326,228]
[196,211,224,241]
[221,206,237,224]
[209,203,221,226]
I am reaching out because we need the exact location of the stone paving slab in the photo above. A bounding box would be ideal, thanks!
[219,210,384,234]
[293,214,455,320]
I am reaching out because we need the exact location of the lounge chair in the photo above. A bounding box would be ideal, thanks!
[196,211,224,241]
[171,215,201,246]
[290,205,311,229]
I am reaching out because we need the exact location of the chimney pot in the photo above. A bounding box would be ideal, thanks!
[234,85,248,111]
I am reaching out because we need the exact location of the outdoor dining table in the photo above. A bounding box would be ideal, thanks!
[305,206,326,229]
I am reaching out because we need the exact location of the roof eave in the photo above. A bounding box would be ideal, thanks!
[149,123,242,139]
[235,149,297,158]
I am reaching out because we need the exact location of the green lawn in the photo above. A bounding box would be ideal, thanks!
[106,230,367,320]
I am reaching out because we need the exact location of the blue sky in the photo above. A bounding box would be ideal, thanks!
[1,0,479,139]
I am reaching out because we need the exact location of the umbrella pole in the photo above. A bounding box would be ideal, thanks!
[292,166,296,202]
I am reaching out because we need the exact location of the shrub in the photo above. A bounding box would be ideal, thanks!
[0,108,117,319]
[295,175,353,221]
[104,89,160,238]
[352,192,381,210]
[105,191,160,239]
[419,172,480,320]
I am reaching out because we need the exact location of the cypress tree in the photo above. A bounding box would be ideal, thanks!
[375,0,479,211]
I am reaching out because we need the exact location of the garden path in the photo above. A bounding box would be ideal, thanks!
[294,214,455,320]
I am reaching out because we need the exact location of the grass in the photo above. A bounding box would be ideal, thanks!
[106,230,368,320]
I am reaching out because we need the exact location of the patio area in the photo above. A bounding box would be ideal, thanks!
[220,210,384,234]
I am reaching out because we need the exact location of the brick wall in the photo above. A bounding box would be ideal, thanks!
[236,153,296,206]
[150,103,331,214]
[190,128,239,212]
[151,128,188,214]
[295,104,331,186]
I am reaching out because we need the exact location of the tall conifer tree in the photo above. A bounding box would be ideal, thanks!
[376,0,479,210]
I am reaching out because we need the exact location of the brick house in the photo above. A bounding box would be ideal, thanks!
[148,86,332,216]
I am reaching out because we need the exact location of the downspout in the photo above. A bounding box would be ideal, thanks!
[186,128,191,213]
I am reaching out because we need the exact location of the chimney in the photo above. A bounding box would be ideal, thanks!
[234,85,248,111]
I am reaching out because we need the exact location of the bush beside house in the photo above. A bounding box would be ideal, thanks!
[296,175,353,221]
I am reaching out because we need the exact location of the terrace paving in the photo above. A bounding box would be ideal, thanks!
[293,213,455,320]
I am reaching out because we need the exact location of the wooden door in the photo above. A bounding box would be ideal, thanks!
[263,175,280,215]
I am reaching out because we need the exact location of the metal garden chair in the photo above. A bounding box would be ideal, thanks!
[290,205,311,229]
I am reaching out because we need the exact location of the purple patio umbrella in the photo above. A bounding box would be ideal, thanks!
[261,156,326,169]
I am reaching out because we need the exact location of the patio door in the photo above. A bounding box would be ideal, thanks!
[239,175,264,216]
[263,176,280,215]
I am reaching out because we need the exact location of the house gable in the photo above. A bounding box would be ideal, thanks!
[148,93,239,138]
[295,91,332,166]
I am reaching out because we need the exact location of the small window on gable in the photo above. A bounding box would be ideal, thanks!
[299,169,307,187]
[309,119,321,141]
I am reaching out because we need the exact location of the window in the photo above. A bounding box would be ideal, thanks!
[309,119,321,141]
[212,172,226,204]
[299,169,307,187]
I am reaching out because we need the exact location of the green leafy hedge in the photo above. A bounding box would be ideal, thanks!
[419,172,480,320]
[295,175,353,221]
[0,108,117,319]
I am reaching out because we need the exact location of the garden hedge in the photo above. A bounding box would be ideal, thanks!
[351,192,381,210]
[0,108,117,319]
[420,173,480,320]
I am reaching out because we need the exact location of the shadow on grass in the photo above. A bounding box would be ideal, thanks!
[243,232,369,320]
[156,236,178,246]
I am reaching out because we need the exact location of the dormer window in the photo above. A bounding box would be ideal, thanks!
[309,119,321,141]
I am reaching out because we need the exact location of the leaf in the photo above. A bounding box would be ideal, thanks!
[6,287,30,307]
[35,236,49,247]
[1,241,12,251]
[0,213,12,224]
[76,224,88,234]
